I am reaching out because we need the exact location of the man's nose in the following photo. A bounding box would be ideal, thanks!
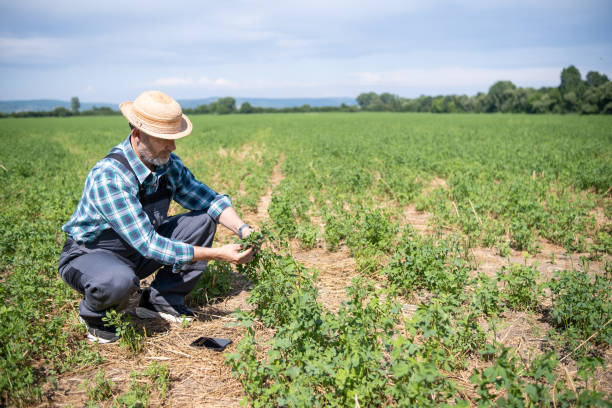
[167,140,176,151]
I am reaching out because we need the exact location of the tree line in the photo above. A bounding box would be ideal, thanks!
[356,66,610,114]
[181,97,359,115]
[2,65,609,118]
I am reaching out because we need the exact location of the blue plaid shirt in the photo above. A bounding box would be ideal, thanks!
[63,136,232,269]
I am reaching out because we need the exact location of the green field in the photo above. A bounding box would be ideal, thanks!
[1,113,611,406]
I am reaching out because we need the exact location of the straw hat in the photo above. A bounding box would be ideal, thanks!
[119,90,192,139]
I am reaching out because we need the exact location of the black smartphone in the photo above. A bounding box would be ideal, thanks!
[189,337,232,351]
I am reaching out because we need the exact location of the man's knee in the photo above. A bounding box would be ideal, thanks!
[83,268,139,311]
[163,211,217,247]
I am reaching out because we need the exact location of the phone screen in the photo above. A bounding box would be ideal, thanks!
[190,337,232,351]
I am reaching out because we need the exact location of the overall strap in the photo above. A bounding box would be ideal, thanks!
[106,152,139,185]
[105,152,145,195]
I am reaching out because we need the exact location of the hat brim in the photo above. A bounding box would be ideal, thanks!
[119,102,192,140]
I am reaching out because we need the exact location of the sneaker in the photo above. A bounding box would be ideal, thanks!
[135,289,196,323]
[79,317,120,344]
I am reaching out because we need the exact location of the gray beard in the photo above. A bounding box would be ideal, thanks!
[138,145,169,168]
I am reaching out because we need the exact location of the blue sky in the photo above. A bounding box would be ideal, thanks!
[1,0,611,102]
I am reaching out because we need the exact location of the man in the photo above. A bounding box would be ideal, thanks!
[58,90,254,343]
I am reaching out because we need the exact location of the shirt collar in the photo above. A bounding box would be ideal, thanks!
[119,135,159,184]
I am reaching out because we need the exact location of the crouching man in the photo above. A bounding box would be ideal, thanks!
[58,90,255,343]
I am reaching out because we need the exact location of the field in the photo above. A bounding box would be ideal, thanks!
[1,113,611,407]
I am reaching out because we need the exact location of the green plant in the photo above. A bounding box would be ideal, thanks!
[385,232,469,300]
[80,369,114,403]
[113,380,150,408]
[295,223,318,249]
[187,260,234,306]
[548,265,611,349]
[130,362,171,400]
[102,310,144,354]
[510,219,537,253]
[470,344,611,407]
[471,274,503,316]
[497,263,542,311]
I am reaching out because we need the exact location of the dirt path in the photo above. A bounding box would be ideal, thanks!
[291,243,358,312]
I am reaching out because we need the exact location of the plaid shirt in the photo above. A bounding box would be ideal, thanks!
[63,136,232,269]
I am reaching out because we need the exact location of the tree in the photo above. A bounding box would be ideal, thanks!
[71,96,80,114]
[586,71,609,88]
[379,93,401,111]
[53,106,72,117]
[486,81,516,112]
[212,97,236,114]
[559,65,585,99]
[356,92,380,110]
[239,101,254,114]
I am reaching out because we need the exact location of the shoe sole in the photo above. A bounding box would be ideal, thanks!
[79,317,118,344]
[86,332,116,344]
[134,307,194,324]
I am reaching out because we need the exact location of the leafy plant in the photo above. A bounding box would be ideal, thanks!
[113,380,150,408]
[130,362,171,400]
[80,369,114,403]
[188,260,234,306]
[102,310,145,354]
[385,232,469,300]
[548,265,611,347]
[497,263,542,311]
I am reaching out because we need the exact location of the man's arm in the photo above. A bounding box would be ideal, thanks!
[190,206,254,264]
[192,244,253,264]
[217,206,254,238]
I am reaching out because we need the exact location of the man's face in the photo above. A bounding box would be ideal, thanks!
[134,129,176,168]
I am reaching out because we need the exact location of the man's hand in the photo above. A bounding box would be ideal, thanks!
[192,243,254,264]
[215,244,254,264]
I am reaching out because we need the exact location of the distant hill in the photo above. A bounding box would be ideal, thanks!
[0,100,116,114]
[0,97,357,114]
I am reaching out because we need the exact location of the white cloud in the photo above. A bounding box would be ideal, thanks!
[213,78,236,87]
[0,37,64,62]
[152,77,194,87]
[151,76,239,88]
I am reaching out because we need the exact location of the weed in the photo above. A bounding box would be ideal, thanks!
[102,310,145,354]
[113,380,150,408]
[497,263,542,311]
[130,362,171,399]
[548,264,611,351]
[80,369,114,403]
[187,260,234,306]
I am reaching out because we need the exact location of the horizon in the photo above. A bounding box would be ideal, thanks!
[1,1,611,101]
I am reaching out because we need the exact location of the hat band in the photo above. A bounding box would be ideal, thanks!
[130,110,183,134]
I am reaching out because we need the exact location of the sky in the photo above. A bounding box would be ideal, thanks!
[1,0,611,102]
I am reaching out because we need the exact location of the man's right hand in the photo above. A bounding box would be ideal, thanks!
[216,243,254,264]
[192,244,254,264]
